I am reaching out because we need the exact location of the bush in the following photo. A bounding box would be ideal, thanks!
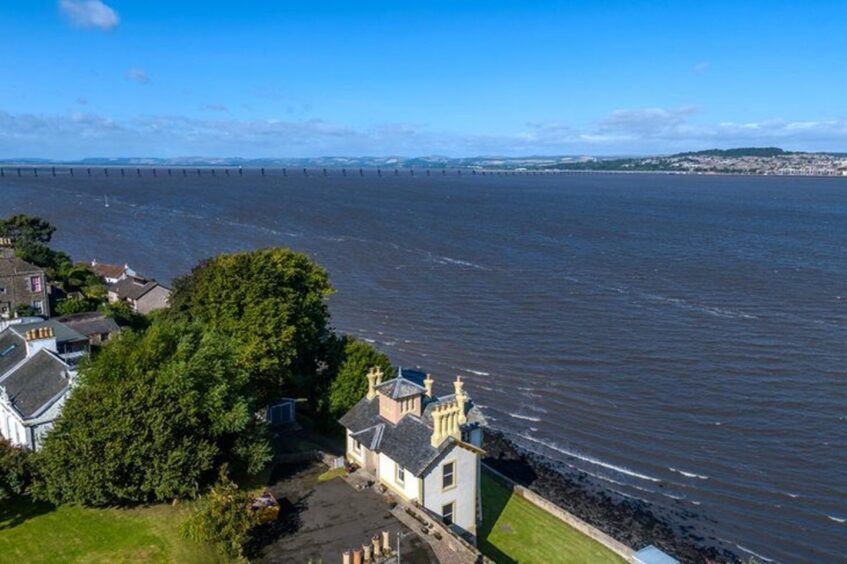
[0,437,32,500]
[180,467,258,559]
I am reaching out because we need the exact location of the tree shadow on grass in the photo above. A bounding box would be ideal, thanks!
[478,472,521,564]
[0,496,54,531]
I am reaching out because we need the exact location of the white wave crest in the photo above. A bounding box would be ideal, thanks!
[827,515,846,524]
[463,368,490,376]
[517,434,661,483]
[669,467,709,480]
[509,413,541,422]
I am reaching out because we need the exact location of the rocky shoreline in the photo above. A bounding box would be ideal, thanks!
[482,429,740,564]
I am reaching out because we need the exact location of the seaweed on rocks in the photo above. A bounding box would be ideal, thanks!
[482,429,740,564]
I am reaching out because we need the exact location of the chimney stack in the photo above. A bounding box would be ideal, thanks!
[366,366,384,400]
[454,376,467,425]
[431,400,462,447]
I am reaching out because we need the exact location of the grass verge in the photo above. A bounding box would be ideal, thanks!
[479,472,626,564]
[0,496,224,563]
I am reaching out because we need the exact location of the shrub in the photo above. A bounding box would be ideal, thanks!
[180,468,258,559]
[0,437,32,500]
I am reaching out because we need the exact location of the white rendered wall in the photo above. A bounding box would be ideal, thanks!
[377,452,420,502]
[422,444,479,535]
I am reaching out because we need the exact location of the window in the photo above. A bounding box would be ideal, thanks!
[442,461,455,490]
[442,502,455,526]
[353,439,362,452]
[31,300,43,314]
[396,465,405,485]
[0,286,6,294]
[29,276,42,293]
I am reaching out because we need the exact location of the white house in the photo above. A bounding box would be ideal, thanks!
[0,324,75,450]
[340,367,485,540]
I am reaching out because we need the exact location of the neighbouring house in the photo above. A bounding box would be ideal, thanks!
[0,324,76,450]
[0,244,50,320]
[340,367,485,540]
[56,311,121,346]
[82,259,136,285]
[108,275,171,314]
[9,319,90,366]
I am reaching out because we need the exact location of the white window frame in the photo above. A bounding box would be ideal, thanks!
[396,465,405,485]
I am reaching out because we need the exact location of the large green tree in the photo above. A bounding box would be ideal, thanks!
[0,214,71,278]
[32,321,271,506]
[327,336,393,420]
[167,248,334,404]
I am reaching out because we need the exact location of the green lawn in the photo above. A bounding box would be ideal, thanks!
[479,472,626,564]
[0,497,224,563]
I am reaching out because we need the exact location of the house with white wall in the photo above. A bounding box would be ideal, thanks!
[340,367,485,540]
[0,324,75,450]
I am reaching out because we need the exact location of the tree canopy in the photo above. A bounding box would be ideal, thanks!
[33,321,271,506]
[327,336,393,420]
[167,248,334,404]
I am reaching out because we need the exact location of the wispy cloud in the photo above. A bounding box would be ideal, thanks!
[1,108,847,158]
[59,0,119,31]
[693,61,711,75]
[127,68,150,84]
[201,104,229,113]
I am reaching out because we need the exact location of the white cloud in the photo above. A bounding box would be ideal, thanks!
[1,108,847,158]
[201,104,229,113]
[59,0,119,31]
[693,61,711,75]
[127,68,150,84]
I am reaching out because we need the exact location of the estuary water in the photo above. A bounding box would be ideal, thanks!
[2,170,845,562]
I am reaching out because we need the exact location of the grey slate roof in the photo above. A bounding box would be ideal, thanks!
[0,349,70,419]
[339,369,485,476]
[0,251,42,276]
[11,319,88,345]
[0,331,27,376]
[109,276,165,301]
[375,376,426,400]
[56,312,120,338]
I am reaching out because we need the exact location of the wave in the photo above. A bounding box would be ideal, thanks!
[463,368,490,376]
[509,413,541,422]
[517,434,662,483]
[428,254,487,270]
[641,293,758,320]
[827,515,845,524]
[734,543,775,562]
[669,467,710,480]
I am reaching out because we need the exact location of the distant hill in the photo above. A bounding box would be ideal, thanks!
[673,147,790,158]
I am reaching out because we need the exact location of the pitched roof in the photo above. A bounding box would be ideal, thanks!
[0,251,43,276]
[109,276,167,301]
[375,376,426,400]
[56,312,120,338]
[0,330,27,377]
[84,261,126,280]
[11,319,88,345]
[0,349,70,419]
[339,368,486,476]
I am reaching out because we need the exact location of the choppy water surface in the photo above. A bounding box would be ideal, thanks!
[3,171,845,562]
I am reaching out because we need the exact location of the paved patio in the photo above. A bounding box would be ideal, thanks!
[251,461,437,564]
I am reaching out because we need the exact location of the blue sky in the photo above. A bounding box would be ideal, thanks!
[1,1,845,158]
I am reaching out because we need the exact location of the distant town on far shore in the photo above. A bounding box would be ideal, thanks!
[2,147,846,177]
